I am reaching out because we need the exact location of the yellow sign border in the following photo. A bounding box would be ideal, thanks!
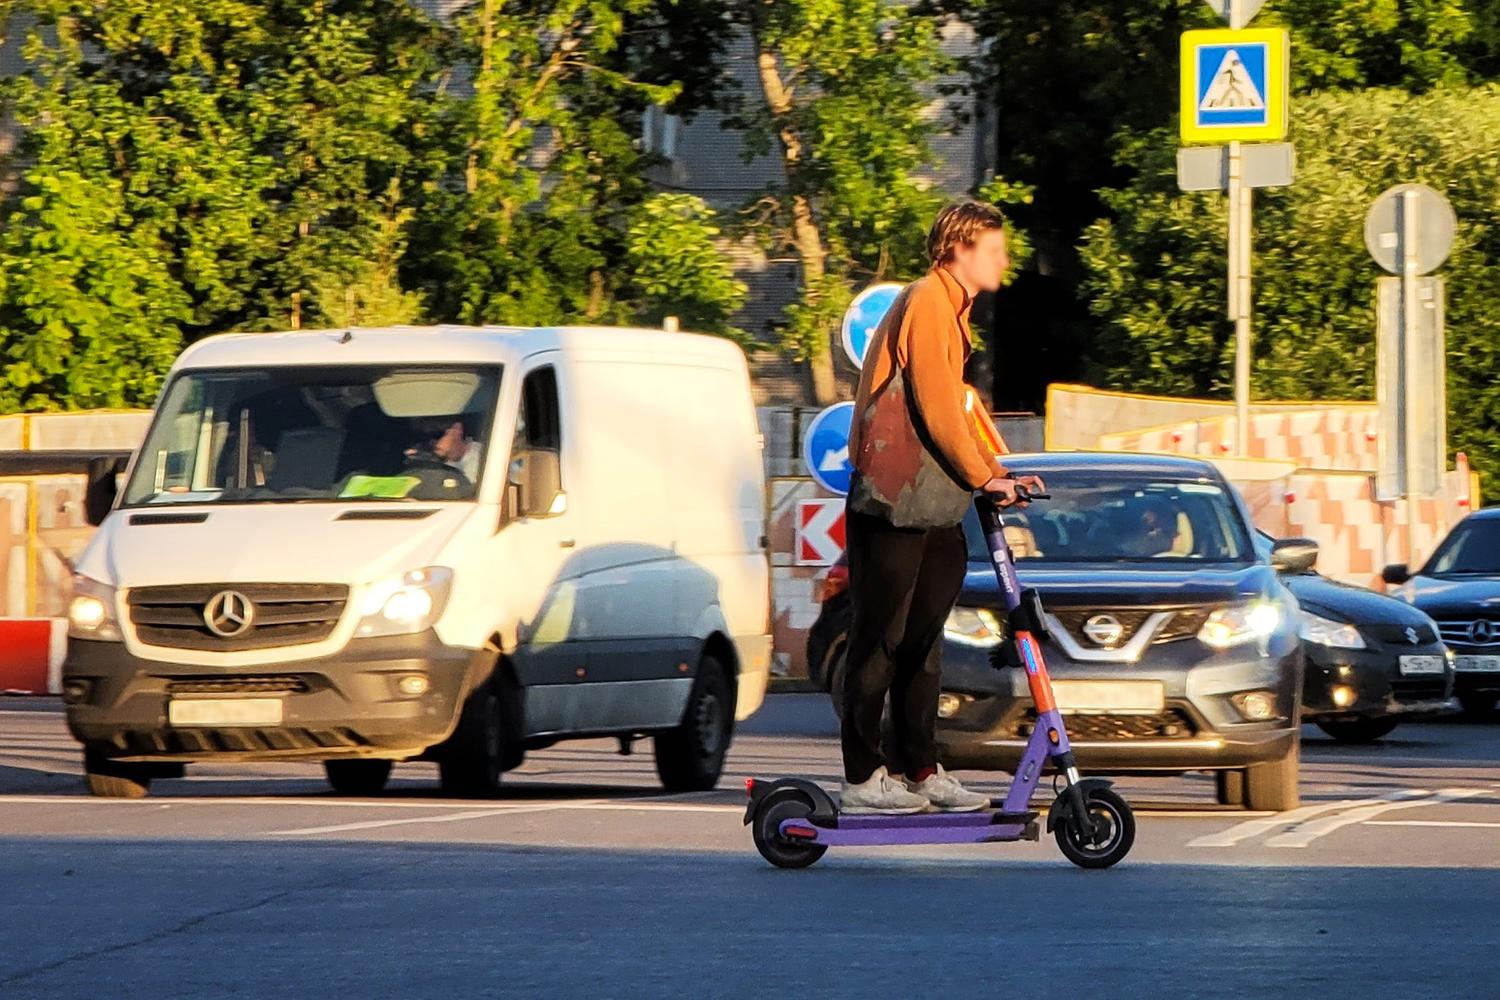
[1179,28,1289,145]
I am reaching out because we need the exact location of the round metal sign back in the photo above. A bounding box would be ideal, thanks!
[1363,183,1456,275]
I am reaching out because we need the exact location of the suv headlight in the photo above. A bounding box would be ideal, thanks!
[1299,611,1367,649]
[944,607,1004,647]
[356,567,453,638]
[68,576,123,642]
[1199,600,1281,650]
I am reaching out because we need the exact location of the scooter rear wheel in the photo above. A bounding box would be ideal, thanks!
[1055,787,1135,869]
[753,794,828,869]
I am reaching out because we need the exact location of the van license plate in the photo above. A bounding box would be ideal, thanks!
[1455,655,1500,673]
[168,698,284,727]
[1051,681,1165,715]
[1399,655,1446,676]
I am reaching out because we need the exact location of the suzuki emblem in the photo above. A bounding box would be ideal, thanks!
[1405,626,1420,645]
[203,590,254,638]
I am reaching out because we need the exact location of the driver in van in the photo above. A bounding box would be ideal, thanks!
[407,417,481,482]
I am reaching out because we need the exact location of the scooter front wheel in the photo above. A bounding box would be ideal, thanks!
[753,793,828,869]
[1055,787,1135,869]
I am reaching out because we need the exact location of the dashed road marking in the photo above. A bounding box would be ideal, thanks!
[1186,791,1425,848]
[1364,820,1500,829]
[1266,788,1484,848]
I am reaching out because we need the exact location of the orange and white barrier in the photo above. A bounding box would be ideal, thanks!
[0,617,66,694]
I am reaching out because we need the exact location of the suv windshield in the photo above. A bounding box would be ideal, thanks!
[964,471,1252,564]
[122,365,501,506]
[1423,517,1500,576]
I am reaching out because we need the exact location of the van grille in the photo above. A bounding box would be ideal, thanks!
[127,584,347,652]
[164,676,311,695]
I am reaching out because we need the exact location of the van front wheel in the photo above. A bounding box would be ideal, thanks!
[438,682,504,798]
[654,656,732,793]
[83,748,152,799]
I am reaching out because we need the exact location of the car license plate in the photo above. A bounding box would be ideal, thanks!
[168,698,284,727]
[1050,680,1165,715]
[1399,654,1446,676]
[1455,655,1500,673]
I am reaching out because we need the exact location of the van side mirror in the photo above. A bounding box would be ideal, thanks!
[1382,563,1411,585]
[508,448,565,518]
[1270,537,1318,574]
[85,456,129,526]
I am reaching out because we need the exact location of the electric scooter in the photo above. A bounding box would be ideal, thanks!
[746,486,1136,870]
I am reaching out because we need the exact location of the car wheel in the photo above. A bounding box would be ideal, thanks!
[1214,768,1245,807]
[83,748,152,799]
[438,681,505,798]
[654,655,732,793]
[324,759,393,796]
[1458,693,1498,720]
[1244,740,1300,812]
[1317,717,1400,743]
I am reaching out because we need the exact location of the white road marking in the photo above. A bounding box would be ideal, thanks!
[1266,788,1484,848]
[1365,820,1500,829]
[266,799,747,836]
[267,804,579,836]
[1186,791,1425,848]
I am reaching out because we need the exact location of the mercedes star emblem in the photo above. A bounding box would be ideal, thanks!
[1470,619,1496,644]
[1083,614,1126,648]
[203,590,254,638]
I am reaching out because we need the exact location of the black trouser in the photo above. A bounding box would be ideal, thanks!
[840,506,967,784]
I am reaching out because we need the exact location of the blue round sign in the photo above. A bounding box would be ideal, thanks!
[803,402,856,496]
[840,283,902,368]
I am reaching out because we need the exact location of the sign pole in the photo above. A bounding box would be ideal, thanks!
[1227,0,1252,457]
[1399,188,1421,565]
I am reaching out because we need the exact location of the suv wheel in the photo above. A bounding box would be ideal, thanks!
[1214,768,1245,807]
[1317,717,1399,743]
[654,655,732,792]
[83,748,152,799]
[1244,740,1300,812]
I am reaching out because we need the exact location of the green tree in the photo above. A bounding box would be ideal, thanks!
[624,194,747,337]
[732,0,953,404]
[1079,86,1500,494]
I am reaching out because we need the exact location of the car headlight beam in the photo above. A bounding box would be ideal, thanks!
[944,607,1004,648]
[1298,610,1367,650]
[1199,599,1282,650]
[356,567,453,638]
[67,576,123,642]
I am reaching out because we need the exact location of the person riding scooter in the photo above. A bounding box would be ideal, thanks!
[840,200,1043,814]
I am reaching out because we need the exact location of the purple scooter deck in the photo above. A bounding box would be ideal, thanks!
[779,809,1039,847]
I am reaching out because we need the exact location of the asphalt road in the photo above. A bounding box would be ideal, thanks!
[4,695,1500,998]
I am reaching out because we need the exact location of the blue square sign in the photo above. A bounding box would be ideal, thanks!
[1179,28,1288,144]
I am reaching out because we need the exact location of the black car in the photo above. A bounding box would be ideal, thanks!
[1383,507,1500,718]
[1254,533,1453,742]
[808,453,1306,811]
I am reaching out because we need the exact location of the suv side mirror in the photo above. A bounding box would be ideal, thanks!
[1382,563,1411,585]
[1270,537,1318,574]
[508,448,565,518]
[84,455,129,526]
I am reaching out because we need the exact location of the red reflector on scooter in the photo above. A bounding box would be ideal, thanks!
[784,826,817,839]
[746,778,756,795]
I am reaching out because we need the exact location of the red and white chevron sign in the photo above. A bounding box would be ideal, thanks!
[0,618,66,694]
[796,499,846,566]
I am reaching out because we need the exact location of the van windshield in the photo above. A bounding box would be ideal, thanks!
[122,365,501,506]
[963,472,1253,564]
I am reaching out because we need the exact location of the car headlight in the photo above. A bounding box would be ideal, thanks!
[68,575,123,642]
[356,567,453,638]
[1199,600,1281,650]
[1298,610,1367,650]
[944,607,1004,647]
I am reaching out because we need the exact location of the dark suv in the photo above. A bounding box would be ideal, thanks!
[829,453,1301,812]
[1384,507,1500,717]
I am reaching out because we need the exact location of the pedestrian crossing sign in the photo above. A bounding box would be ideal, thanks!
[1180,28,1289,144]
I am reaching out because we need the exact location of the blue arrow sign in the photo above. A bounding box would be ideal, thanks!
[803,401,855,496]
[841,283,902,368]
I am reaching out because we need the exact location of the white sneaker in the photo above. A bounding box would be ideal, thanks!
[905,766,989,812]
[840,766,930,814]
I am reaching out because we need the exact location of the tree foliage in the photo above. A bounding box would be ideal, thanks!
[1080,86,1500,494]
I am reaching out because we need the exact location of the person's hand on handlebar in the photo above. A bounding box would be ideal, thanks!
[981,474,1047,508]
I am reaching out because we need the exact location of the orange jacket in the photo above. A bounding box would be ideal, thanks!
[848,267,1007,527]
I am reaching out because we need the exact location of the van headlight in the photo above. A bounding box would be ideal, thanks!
[944,607,1004,647]
[68,576,122,642]
[356,567,453,638]
[1298,611,1367,650]
[1199,600,1281,650]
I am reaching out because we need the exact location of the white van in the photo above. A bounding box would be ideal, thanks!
[64,325,771,798]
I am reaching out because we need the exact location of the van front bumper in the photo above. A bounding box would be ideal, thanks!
[64,632,485,763]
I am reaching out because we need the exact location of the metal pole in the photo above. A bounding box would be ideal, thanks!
[1226,0,1252,457]
[1400,189,1420,565]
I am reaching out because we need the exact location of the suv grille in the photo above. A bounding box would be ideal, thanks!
[128,584,348,652]
[164,676,311,695]
[1013,709,1196,741]
[1435,618,1500,648]
[1049,607,1210,648]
